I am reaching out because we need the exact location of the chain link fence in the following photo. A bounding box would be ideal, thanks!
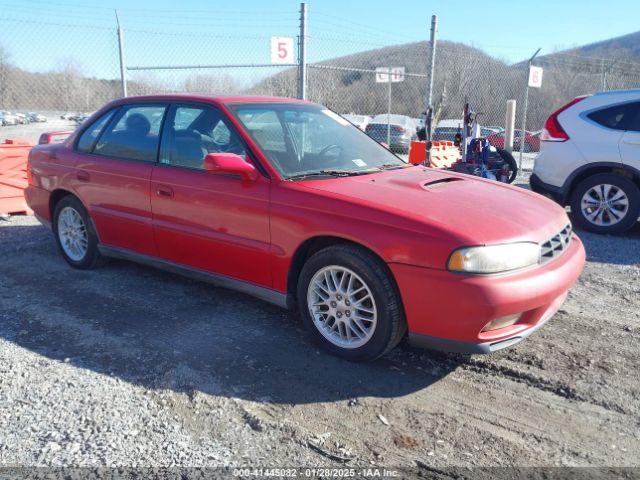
[2,7,640,147]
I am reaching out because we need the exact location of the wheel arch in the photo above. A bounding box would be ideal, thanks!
[49,188,77,223]
[286,235,399,309]
[49,189,96,238]
[564,162,640,204]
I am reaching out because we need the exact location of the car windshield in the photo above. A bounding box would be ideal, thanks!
[230,103,408,179]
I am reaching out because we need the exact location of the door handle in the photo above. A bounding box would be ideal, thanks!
[623,140,640,145]
[155,185,174,198]
[76,170,90,182]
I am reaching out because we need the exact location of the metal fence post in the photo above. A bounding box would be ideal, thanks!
[505,99,516,153]
[298,2,307,100]
[387,68,392,146]
[425,15,437,141]
[519,48,540,170]
[115,10,127,98]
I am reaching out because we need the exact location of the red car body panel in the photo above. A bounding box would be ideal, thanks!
[25,94,585,354]
[149,164,272,286]
[488,131,540,151]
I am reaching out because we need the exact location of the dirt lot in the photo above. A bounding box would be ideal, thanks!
[1,174,639,474]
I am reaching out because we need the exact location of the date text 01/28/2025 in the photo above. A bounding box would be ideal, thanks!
[231,467,399,477]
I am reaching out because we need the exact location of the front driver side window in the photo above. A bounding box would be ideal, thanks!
[161,105,247,170]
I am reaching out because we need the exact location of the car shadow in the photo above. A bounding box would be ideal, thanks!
[0,221,466,406]
[574,222,640,266]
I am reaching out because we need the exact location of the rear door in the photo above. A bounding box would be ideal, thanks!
[150,103,272,287]
[73,103,167,256]
[580,101,630,165]
[618,102,640,170]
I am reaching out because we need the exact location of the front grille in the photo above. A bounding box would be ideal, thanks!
[540,224,572,263]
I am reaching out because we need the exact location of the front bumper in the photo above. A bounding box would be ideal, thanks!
[390,234,585,354]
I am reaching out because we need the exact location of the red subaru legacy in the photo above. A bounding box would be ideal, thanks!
[26,95,585,361]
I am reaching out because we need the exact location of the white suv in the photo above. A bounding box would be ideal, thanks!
[531,89,640,234]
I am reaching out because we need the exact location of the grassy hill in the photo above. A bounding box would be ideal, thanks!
[254,34,640,129]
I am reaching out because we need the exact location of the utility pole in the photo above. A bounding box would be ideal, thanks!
[115,10,127,98]
[519,47,540,170]
[298,3,307,100]
[425,15,438,141]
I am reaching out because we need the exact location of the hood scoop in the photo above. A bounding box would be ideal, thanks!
[421,177,463,190]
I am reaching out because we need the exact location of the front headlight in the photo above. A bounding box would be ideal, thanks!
[447,242,541,274]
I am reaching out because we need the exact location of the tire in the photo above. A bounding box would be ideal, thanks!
[496,148,518,183]
[53,195,105,269]
[523,142,533,153]
[570,173,640,234]
[297,244,406,361]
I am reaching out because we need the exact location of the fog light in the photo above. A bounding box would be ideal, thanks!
[481,313,521,332]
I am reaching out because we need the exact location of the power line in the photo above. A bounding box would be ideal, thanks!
[0,0,294,16]
[313,11,415,41]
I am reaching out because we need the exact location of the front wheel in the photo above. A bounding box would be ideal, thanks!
[53,195,105,269]
[297,245,406,361]
[570,173,640,234]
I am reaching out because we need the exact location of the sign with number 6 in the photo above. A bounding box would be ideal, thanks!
[271,37,294,64]
[528,66,543,88]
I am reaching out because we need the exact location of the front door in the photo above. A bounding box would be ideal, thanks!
[150,103,272,287]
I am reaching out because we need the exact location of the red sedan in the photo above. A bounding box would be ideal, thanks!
[25,95,585,361]
[487,130,541,152]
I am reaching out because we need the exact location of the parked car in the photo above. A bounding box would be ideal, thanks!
[28,112,47,123]
[531,89,640,234]
[341,113,371,131]
[432,119,461,142]
[432,121,494,143]
[15,113,29,125]
[0,111,18,126]
[487,130,540,152]
[26,94,585,361]
[365,114,417,152]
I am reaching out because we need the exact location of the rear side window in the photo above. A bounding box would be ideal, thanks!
[76,110,115,153]
[587,102,639,131]
[93,105,166,162]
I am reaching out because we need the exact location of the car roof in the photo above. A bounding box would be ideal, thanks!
[436,119,462,128]
[371,114,411,123]
[108,93,311,106]
[594,88,640,97]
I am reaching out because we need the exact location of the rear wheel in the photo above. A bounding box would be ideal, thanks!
[297,245,406,361]
[53,196,105,269]
[570,173,640,234]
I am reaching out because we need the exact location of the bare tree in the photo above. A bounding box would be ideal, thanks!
[0,45,11,108]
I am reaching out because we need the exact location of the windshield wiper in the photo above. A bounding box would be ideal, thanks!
[286,169,374,180]
[376,163,415,171]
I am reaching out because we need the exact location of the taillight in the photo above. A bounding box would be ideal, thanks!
[392,126,406,134]
[540,95,588,142]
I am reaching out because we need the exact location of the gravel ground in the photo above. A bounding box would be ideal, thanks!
[1,173,639,474]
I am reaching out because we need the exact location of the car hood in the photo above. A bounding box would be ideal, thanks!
[298,166,569,245]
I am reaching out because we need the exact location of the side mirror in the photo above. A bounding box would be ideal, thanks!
[203,153,258,181]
